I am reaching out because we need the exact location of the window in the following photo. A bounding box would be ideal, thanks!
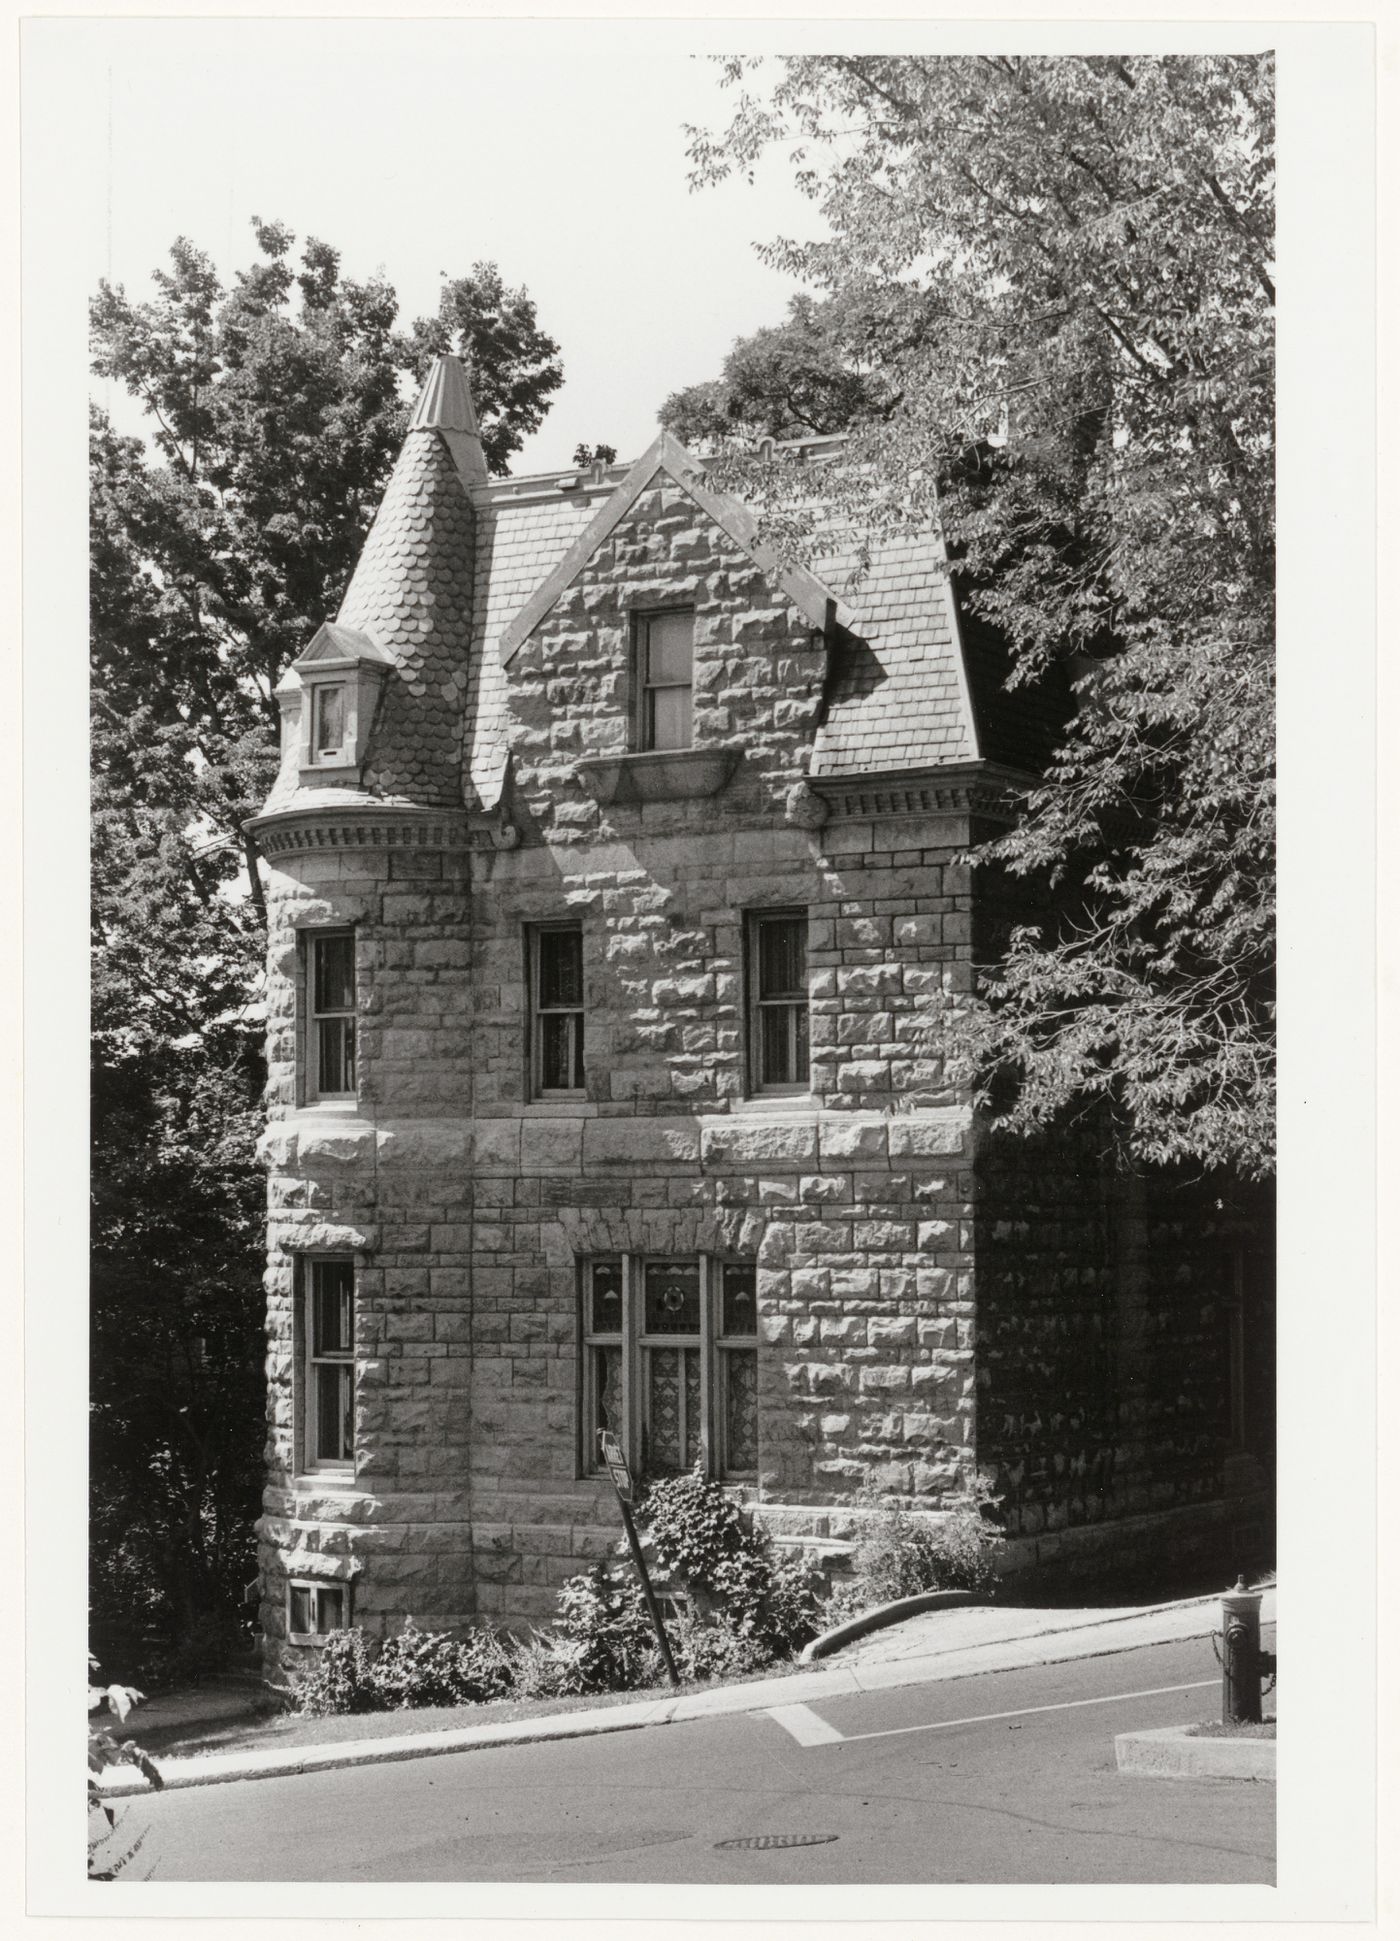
[308,931,356,1100]
[304,1258,355,1472]
[636,610,693,751]
[287,1580,349,1641]
[310,682,348,762]
[581,1257,758,1481]
[749,911,809,1093]
[529,925,585,1096]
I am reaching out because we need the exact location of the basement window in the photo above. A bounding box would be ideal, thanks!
[287,1581,349,1643]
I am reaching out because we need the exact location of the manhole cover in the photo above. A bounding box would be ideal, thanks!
[713,1834,839,1851]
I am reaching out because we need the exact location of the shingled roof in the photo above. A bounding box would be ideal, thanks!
[256,357,1051,830]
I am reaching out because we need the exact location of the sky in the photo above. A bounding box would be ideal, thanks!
[63,18,829,473]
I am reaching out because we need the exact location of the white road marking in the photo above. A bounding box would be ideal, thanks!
[834,1678,1218,1745]
[765,1702,848,1745]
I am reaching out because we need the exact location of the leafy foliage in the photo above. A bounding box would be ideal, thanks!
[90,225,565,1676]
[88,1657,164,1879]
[821,1487,1000,1628]
[688,56,1275,1175]
[660,292,887,446]
[640,1464,818,1653]
[288,1481,821,1717]
[291,1620,516,1716]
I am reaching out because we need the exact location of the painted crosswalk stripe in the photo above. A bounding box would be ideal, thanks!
[765,1703,846,1746]
[837,1678,1218,1745]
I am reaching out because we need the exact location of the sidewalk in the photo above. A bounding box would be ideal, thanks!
[96,1585,1274,1799]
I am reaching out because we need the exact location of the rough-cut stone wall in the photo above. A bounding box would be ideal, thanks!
[973,1135,1274,1582]
[255,468,1268,1671]
[257,834,481,1665]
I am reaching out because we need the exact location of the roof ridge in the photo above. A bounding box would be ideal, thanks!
[497,429,854,666]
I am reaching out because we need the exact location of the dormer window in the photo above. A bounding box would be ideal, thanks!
[636,611,693,752]
[311,684,348,763]
[283,623,395,787]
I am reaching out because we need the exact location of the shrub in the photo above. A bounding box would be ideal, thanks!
[290,1627,383,1716]
[821,1485,1000,1628]
[291,1619,517,1716]
[511,1566,662,1698]
[666,1610,773,1683]
[639,1464,818,1658]
[370,1620,515,1709]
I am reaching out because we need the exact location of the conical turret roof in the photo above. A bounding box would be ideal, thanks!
[332,356,482,806]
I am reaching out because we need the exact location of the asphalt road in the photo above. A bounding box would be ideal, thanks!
[126,1634,1275,1885]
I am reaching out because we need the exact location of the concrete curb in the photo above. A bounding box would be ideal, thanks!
[799,1589,983,1662]
[97,1587,1273,1799]
[1114,1724,1275,1782]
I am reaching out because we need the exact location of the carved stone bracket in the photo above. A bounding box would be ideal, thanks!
[783,780,829,830]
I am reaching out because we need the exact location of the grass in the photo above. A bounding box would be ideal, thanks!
[131,1655,815,1762]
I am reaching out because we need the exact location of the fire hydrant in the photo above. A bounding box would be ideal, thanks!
[1220,1576,1275,1724]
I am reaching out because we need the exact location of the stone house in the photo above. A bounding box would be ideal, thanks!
[247,356,1273,1671]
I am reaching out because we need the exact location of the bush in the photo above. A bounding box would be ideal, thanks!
[639,1464,818,1660]
[822,1486,999,1628]
[291,1627,383,1716]
[292,1619,519,1716]
[511,1566,663,1698]
[370,1620,515,1709]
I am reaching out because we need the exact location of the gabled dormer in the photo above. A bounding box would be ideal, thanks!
[281,621,397,789]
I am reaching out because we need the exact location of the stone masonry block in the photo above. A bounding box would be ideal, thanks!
[700,1118,818,1169]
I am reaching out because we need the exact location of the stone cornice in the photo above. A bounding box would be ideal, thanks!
[244,802,471,859]
[806,760,1035,823]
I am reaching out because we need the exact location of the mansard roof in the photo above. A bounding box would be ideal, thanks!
[255,352,1053,829]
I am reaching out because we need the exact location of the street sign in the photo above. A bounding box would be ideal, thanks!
[596,1430,679,1688]
[598,1429,634,1504]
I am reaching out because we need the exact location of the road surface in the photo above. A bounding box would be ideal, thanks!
[127,1634,1274,1884]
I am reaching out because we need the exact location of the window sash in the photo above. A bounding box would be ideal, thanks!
[637,612,693,751]
[288,1581,347,1639]
[750,914,809,1093]
[305,1260,354,1471]
[309,932,356,1099]
[530,927,585,1095]
[311,683,348,758]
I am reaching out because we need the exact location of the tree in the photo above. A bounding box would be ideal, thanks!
[90,225,565,1673]
[688,55,1275,1177]
[660,292,887,446]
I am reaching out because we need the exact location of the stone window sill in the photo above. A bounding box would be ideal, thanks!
[732,1094,820,1115]
[575,745,742,804]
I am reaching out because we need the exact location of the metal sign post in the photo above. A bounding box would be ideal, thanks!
[598,1431,680,1689]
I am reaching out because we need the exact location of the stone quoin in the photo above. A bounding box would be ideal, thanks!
[246,356,1274,1676]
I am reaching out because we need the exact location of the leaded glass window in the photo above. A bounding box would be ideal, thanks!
[579,1256,759,1481]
